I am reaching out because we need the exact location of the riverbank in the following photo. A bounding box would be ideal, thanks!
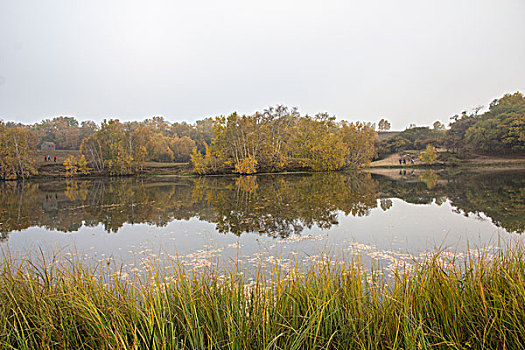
[22,150,525,180]
[370,152,525,169]
[33,150,192,178]
[1,245,524,349]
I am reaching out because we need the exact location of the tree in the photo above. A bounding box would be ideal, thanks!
[339,121,377,169]
[64,156,78,177]
[170,136,196,162]
[288,114,346,171]
[447,92,524,154]
[80,120,136,175]
[190,107,378,174]
[419,144,438,165]
[77,155,91,175]
[433,121,445,130]
[234,156,258,174]
[378,119,391,131]
[32,116,84,150]
[0,123,37,180]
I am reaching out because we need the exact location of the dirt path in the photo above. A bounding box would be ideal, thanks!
[370,152,525,168]
[370,154,422,167]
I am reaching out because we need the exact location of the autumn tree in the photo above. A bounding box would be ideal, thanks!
[64,155,91,177]
[419,144,438,165]
[339,121,377,169]
[287,113,346,171]
[31,116,86,150]
[170,136,196,162]
[260,105,297,169]
[378,119,391,131]
[0,123,37,180]
[64,156,78,177]
[80,120,135,175]
[192,107,377,174]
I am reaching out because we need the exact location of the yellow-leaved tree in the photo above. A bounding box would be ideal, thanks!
[419,144,438,165]
[234,156,258,174]
[0,123,37,180]
[64,155,78,177]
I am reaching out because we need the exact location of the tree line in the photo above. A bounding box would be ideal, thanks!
[191,106,377,174]
[1,91,523,179]
[0,116,214,178]
[378,92,525,156]
[0,106,377,178]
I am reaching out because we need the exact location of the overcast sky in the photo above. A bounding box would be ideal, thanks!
[0,0,524,129]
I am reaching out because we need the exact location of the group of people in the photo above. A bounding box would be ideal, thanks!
[398,157,415,166]
[44,155,56,162]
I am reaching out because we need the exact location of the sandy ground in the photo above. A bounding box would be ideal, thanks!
[370,152,525,168]
[370,154,422,167]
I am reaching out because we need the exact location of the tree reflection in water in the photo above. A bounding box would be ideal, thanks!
[0,169,523,241]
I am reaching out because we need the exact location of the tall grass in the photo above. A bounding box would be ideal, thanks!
[0,246,524,349]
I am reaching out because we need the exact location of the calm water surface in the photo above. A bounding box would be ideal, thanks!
[1,169,523,276]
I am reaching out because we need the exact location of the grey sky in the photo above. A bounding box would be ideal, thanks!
[1,0,524,129]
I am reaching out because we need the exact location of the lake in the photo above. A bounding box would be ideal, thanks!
[1,169,523,278]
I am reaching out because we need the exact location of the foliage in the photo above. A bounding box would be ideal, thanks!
[379,127,445,154]
[234,156,258,174]
[419,144,438,165]
[191,142,219,175]
[80,119,196,175]
[378,118,391,131]
[80,120,135,175]
[1,246,525,349]
[340,121,377,169]
[64,155,91,177]
[63,155,78,177]
[433,121,445,130]
[448,91,525,154]
[29,116,97,150]
[192,107,377,174]
[0,123,37,180]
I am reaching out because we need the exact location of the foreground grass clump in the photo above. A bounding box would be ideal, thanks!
[0,248,524,349]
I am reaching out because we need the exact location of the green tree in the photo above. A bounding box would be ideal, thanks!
[447,92,525,154]
[433,121,445,130]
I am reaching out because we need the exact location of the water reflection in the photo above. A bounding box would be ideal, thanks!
[0,169,523,240]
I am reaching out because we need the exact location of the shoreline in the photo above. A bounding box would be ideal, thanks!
[3,154,524,181]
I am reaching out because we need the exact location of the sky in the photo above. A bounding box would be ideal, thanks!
[0,0,524,130]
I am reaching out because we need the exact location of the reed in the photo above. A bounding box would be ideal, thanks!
[0,246,524,349]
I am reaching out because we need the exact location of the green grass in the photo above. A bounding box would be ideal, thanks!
[0,246,524,349]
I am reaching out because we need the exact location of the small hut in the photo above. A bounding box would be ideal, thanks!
[40,142,56,152]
